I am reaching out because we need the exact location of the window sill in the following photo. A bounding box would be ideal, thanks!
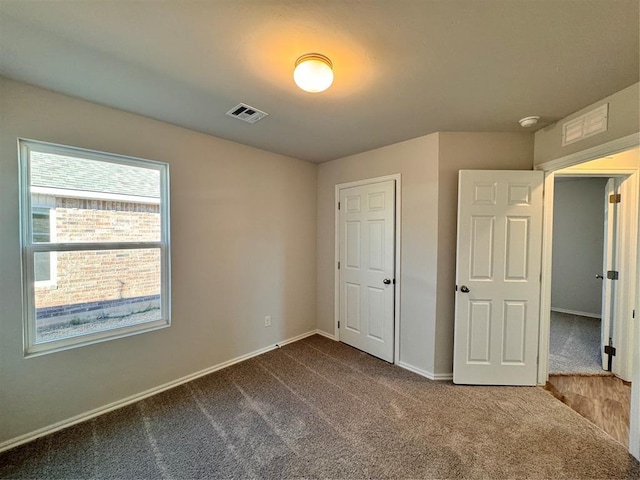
[24,318,171,358]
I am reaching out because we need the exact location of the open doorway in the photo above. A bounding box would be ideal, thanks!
[548,176,609,375]
[543,148,639,448]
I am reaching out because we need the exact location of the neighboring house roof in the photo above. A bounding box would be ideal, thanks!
[31,152,160,199]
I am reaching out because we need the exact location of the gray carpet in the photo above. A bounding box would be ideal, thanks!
[549,311,605,375]
[1,335,639,479]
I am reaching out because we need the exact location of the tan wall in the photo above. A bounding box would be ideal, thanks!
[317,134,440,374]
[0,77,317,445]
[317,132,534,377]
[560,147,640,171]
[534,83,639,166]
[434,133,534,374]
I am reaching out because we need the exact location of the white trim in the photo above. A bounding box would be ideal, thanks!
[540,169,638,382]
[615,171,638,380]
[31,186,160,205]
[431,372,454,381]
[25,321,171,358]
[536,133,640,172]
[555,169,637,177]
[537,134,640,459]
[333,174,402,364]
[19,137,168,171]
[632,190,640,459]
[32,205,57,288]
[18,138,171,357]
[315,329,337,341]
[397,361,453,381]
[0,329,319,454]
[550,307,601,319]
[537,172,555,384]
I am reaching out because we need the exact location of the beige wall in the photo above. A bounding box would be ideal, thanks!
[434,133,534,374]
[0,77,317,445]
[534,83,639,166]
[317,132,534,377]
[560,147,640,171]
[551,178,607,316]
[316,134,440,374]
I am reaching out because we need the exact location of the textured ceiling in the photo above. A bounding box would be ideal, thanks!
[1,0,638,163]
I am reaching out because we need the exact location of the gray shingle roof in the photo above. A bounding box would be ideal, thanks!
[31,152,160,198]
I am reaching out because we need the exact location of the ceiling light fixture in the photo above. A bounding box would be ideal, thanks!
[518,116,540,128]
[293,53,334,93]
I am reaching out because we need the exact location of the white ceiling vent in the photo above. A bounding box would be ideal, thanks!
[225,103,268,124]
[562,103,608,146]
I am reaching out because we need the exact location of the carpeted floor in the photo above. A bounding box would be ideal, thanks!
[549,310,605,375]
[1,335,639,479]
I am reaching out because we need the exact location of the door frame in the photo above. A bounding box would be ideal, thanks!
[334,174,402,364]
[545,170,636,378]
[536,132,640,458]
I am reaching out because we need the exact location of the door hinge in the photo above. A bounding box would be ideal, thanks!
[609,193,621,204]
[633,309,636,319]
[605,338,616,372]
[338,261,340,270]
[338,321,340,329]
[338,201,341,210]
[607,270,619,280]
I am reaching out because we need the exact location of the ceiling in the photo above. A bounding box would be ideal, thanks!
[1,1,638,164]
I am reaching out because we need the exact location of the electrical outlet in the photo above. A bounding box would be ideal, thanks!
[264,315,271,327]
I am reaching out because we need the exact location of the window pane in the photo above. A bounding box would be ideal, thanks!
[34,252,52,282]
[22,140,170,355]
[30,152,161,243]
[32,208,51,243]
[34,248,163,343]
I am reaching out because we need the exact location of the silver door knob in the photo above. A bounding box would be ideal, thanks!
[460,285,470,293]
[596,274,604,279]
[383,278,392,285]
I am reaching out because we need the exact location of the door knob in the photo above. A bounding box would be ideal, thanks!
[383,278,392,285]
[596,274,604,279]
[460,285,470,293]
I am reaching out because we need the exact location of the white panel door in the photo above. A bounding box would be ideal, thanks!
[339,180,395,362]
[454,170,544,385]
[601,178,618,370]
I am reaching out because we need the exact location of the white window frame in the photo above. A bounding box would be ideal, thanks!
[32,204,57,288]
[19,138,171,357]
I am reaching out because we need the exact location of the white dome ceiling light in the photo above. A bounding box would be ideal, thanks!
[293,53,334,93]
[518,116,540,128]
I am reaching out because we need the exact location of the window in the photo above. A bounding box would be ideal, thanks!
[33,206,57,286]
[20,139,171,356]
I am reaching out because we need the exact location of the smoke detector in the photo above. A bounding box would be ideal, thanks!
[226,103,268,124]
[519,116,540,128]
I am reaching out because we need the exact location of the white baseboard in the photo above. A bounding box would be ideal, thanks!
[431,372,454,381]
[551,307,601,319]
[397,361,453,381]
[0,329,319,454]
[309,336,453,381]
[314,329,337,340]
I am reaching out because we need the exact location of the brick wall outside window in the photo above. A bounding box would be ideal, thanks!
[35,198,161,309]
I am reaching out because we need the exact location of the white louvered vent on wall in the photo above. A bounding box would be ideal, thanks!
[225,103,269,124]
[562,104,608,146]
